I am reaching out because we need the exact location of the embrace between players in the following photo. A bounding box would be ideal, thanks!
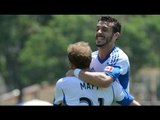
[53,16,141,106]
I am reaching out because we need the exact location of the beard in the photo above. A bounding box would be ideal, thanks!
[96,36,113,48]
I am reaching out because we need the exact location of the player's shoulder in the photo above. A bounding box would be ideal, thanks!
[115,47,129,60]
[56,76,80,86]
[57,77,75,82]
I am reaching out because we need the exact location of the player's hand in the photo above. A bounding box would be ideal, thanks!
[66,69,74,77]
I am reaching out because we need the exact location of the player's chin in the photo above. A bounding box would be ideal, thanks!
[96,41,104,47]
[96,40,102,45]
[96,44,104,47]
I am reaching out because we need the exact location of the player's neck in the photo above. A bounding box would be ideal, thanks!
[71,66,89,71]
[98,43,115,60]
[82,68,90,71]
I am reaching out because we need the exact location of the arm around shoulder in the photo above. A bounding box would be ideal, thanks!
[79,70,113,88]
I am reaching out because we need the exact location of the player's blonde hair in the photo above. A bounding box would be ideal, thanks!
[67,41,92,69]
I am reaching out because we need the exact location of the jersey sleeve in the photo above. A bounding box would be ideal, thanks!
[118,57,130,75]
[53,78,64,106]
[112,81,134,106]
[104,48,130,80]
[104,58,130,88]
[104,66,120,81]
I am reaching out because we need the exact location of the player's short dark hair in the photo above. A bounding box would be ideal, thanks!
[98,16,121,33]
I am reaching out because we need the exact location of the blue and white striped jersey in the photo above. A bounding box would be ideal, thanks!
[90,46,130,93]
[53,76,133,106]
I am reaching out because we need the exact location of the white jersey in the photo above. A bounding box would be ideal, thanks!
[53,76,133,106]
[90,46,130,93]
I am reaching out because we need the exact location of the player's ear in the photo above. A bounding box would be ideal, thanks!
[113,32,120,41]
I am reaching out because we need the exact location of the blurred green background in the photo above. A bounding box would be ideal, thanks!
[0,15,159,105]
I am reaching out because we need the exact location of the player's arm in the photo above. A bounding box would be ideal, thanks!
[113,81,141,106]
[79,70,113,88]
[129,100,141,106]
[117,96,141,106]
[66,69,113,88]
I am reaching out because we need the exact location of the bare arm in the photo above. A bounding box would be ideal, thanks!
[129,100,141,106]
[66,69,113,88]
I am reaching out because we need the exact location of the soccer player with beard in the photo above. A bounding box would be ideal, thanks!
[53,41,140,106]
[66,16,131,93]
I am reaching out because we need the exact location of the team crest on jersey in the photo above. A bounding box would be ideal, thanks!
[104,66,114,72]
